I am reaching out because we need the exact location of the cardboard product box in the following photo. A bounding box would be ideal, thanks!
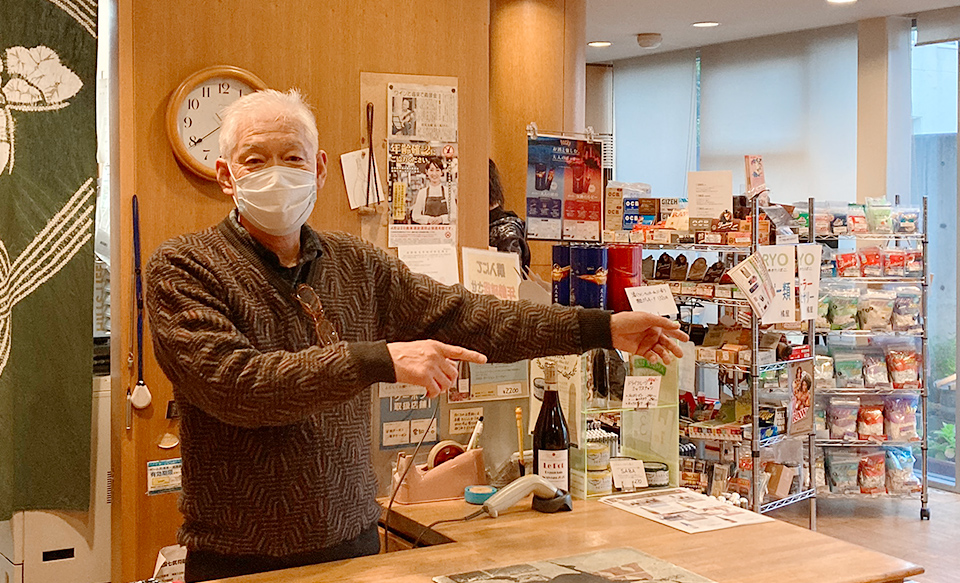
[638,198,660,220]
[660,197,682,214]
[714,285,734,299]
[727,231,752,246]
[649,229,675,244]
[789,344,812,360]
[668,281,683,293]
[680,282,697,296]
[695,231,725,245]
[717,345,739,365]
[638,215,658,226]
[764,462,798,500]
[689,217,713,232]
[695,283,715,298]
[758,405,787,432]
[629,229,646,244]
[696,346,718,363]
[604,186,624,232]
[732,287,747,300]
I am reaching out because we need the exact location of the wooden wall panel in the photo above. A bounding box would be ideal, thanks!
[114,2,489,580]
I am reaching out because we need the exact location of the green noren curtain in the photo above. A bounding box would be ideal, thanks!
[0,0,97,520]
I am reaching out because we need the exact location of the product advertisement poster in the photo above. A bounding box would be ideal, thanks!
[788,360,814,435]
[526,136,603,241]
[457,361,528,403]
[726,252,775,317]
[387,83,458,247]
[758,245,796,325]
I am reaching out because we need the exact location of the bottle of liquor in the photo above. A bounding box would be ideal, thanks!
[533,361,570,492]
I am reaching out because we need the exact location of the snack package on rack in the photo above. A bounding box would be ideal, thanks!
[828,287,859,330]
[893,207,920,234]
[836,252,860,278]
[905,249,923,278]
[857,402,885,441]
[814,204,834,236]
[865,198,894,233]
[846,204,868,233]
[828,397,860,439]
[882,249,906,277]
[892,286,922,333]
[814,355,835,388]
[833,353,865,387]
[861,352,891,388]
[825,448,860,494]
[859,247,883,277]
[859,449,887,494]
[817,293,831,329]
[885,447,921,494]
[883,394,920,441]
[885,344,921,390]
[821,246,837,278]
[829,204,849,235]
[858,289,895,331]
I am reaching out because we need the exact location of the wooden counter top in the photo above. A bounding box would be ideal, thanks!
[226,498,922,583]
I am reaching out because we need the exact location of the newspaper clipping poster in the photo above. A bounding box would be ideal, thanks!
[387,83,459,247]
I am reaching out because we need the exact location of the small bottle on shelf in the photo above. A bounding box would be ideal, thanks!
[534,361,571,492]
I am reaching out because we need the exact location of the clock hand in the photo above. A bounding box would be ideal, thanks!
[191,125,220,147]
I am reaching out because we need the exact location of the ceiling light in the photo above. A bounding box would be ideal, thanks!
[636,33,662,49]
[692,21,720,28]
[588,41,612,48]
[827,0,857,4]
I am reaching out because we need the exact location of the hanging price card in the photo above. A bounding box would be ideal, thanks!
[609,459,648,491]
[622,376,661,409]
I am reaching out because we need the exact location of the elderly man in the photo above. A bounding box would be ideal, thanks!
[146,89,686,582]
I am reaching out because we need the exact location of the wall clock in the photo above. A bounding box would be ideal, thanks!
[165,65,268,181]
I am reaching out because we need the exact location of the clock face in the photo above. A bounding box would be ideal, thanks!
[176,76,257,172]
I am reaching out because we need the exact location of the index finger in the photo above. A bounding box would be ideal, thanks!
[436,342,488,364]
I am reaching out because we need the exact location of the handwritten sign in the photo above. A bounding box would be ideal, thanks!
[796,244,822,321]
[622,376,661,409]
[461,247,521,301]
[609,459,648,490]
[410,418,438,443]
[625,284,679,316]
[450,408,483,434]
[759,245,796,325]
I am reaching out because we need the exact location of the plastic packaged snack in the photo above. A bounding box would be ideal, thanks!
[830,204,849,235]
[857,403,885,441]
[882,249,906,277]
[885,447,921,494]
[891,286,922,333]
[828,287,859,330]
[828,397,860,439]
[905,250,923,278]
[821,247,837,278]
[893,207,920,234]
[814,205,834,236]
[861,352,890,388]
[885,345,920,390]
[859,247,883,277]
[859,450,886,494]
[817,293,831,329]
[865,198,893,233]
[858,289,895,331]
[836,252,860,278]
[825,449,860,493]
[814,355,835,388]
[847,204,868,233]
[883,395,919,441]
[833,353,864,388]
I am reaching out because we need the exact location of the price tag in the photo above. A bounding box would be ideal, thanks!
[625,284,678,316]
[622,376,661,409]
[497,383,523,397]
[609,459,647,491]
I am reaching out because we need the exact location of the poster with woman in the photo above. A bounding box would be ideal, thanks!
[387,141,458,247]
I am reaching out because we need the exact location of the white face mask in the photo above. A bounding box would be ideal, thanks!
[230,165,318,236]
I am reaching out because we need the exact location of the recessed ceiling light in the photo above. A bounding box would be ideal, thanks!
[692,21,720,28]
[827,0,857,4]
[588,41,612,48]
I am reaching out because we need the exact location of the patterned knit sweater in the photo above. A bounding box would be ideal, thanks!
[145,213,612,557]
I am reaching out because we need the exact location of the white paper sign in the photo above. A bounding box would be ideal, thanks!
[410,418,438,443]
[450,408,484,434]
[625,284,679,316]
[378,382,425,398]
[398,244,460,286]
[687,170,733,221]
[622,376,661,409]
[797,244,822,321]
[340,149,385,209]
[153,544,187,582]
[461,247,522,301]
[498,382,524,398]
[609,459,648,490]
[759,245,796,325]
[147,458,182,495]
[382,421,410,447]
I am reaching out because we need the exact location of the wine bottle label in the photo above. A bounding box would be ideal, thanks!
[537,449,569,490]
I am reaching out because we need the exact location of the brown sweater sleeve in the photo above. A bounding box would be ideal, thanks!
[361,240,613,360]
[145,239,391,428]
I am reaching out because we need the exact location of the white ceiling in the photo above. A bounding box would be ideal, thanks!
[586,0,960,63]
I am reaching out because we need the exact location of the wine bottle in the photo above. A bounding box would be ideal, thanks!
[533,361,570,492]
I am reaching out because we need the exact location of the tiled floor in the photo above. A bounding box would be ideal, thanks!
[769,488,960,583]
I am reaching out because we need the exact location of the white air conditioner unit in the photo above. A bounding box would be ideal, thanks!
[0,376,112,583]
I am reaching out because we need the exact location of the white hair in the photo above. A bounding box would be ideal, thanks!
[218,88,320,161]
